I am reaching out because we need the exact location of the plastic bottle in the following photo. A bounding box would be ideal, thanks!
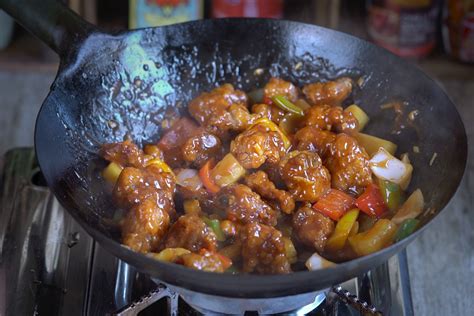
[443,0,474,62]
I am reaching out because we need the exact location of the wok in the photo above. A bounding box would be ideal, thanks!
[1,0,467,298]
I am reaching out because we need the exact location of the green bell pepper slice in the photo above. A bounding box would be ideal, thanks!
[378,179,403,212]
[395,218,420,242]
[271,95,304,117]
[203,217,226,241]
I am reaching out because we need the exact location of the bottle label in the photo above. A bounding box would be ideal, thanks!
[130,0,203,28]
[459,13,474,62]
[368,0,439,57]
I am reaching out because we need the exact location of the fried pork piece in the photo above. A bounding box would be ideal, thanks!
[181,128,223,168]
[180,250,228,272]
[122,198,170,253]
[302,105,359,134]
[114,165,175,212]
[245,171,295,214]
[279,150,331,203]
[302,77,352,106]
[325,133,372,194]
[164,214,217,252]
[263,77,299,103]
[240,222,291,274]
[101,139,145,168]
[294,127,336,159]
[252,103,286,124]
[293,205,334,253]
[219,184,278,226]
[157,117,199,168]
[188,84,252,137]
[230,124,287,169]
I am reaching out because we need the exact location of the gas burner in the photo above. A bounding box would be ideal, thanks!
[0,148,415,316]
[112,285,327,315]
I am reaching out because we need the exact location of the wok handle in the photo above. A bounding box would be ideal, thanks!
[0,0,95,57]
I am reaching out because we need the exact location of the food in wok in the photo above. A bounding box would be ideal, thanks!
[99,76,424,274]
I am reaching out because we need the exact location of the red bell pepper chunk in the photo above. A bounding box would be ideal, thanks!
[199,159,220,193]
[313,189,355,221]
[355,183,388,217]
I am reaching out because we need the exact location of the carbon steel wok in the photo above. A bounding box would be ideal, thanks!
[0,0,467,298]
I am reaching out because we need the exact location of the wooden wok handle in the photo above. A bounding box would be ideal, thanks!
[0,0,95,57]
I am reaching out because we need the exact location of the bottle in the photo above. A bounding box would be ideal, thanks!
[443,0,474,62]
[367,0,441,58]
[212,0,283,18]
[129,0,204,28]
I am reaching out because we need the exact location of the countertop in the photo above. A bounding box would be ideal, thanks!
[0,59,472,315]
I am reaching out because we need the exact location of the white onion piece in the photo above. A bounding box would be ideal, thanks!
[369,147,413,190]
[305,253,335,271]
[176,169,203,191]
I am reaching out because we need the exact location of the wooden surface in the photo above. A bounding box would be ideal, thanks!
[0,61,473,315]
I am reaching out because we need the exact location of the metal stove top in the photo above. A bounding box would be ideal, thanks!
[0,148,415,315]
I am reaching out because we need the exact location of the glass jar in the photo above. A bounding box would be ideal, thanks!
[367,0,441,58]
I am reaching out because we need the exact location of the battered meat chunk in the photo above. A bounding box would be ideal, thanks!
[293,205,334,253]
[122,198,170,253]
[240,222,291,274]
[325,133,372,194]
[113,165,175,212]
[263,77,299,103]
[219,184,278,226]
[245,171,295,214]
[230,124,287,169]
[101,140,145,168]
[279,151,331,202]
[157,117,199,168]
[302,105,359,134]
[164,214,217,252]
[188,84,252,137]
[252,103,285,124]
[302,77,352,106]
[181,128,223,168]
[180,250,228,272]
[294,127,336,159]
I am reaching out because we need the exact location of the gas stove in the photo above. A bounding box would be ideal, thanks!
[0,148,414,315]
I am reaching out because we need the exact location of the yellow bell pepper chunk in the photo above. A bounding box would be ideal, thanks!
[210,153,246,187]
[252,118,291,149]
[354,132,397,157]
[150,248,190,262]
[183,199,201,215]
[345,104,370,131]
[348,219,398,257]
[283,237,297,264]
[146,158,175,177]
[102,162,123,185]
[325,209,360,252]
